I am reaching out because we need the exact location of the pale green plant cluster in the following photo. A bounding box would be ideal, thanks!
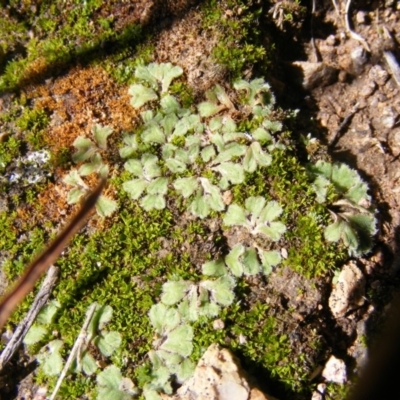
[63,124,118,217]
[121,62,283,218]
[115,63,377,399]
[25,303,134,400]
[23,63,377,399]
[307,161,377,256]
[118,63,289,398]
[142,198,287,398]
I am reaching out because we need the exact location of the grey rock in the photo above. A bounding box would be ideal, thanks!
[351,47,368,75]
[292,61,338,90]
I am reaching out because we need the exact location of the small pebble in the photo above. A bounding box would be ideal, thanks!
[326,34,336,46]
[322,355,347,384]
[351,46,368,74]
[356,11,366,24]
[381,106,398,129]
[213,319,225,330]
[369,65,389,86]
[360,80,376,97]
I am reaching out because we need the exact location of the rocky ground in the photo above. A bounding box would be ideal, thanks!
[269,0,400,396]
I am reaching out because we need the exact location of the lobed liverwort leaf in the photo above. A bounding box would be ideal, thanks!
[259,200,284,222]
[142,123,165,144]
[79,153,103,176]
[96,195,118,218]
[161,281,191,305]
[201,145,216,162]
[160,113,179,137]
[93,124,113,150]
[234,78,272,107]
[135,65,158,87]
[252,127,272,142]
[197,101,224,118]
[173,114,202,136]
[259,250,282,275]
[189,194,209,219]
[146,177,169,195]
[67,187,87,204]
[72,136,97,163]
[160,94,181,114]
[225,244,246,277]
[202,276,236,307]
[159,324,193,357]
[212,142,247,165]
[119,135,139,158]
[202,259,228,277]
[24,325,47,345]
[159,63,183,93]
[96,365,134,400]
[141,194,166,211]
[223,204,247,226]
[37,340,64,376]
[149,303,181,335]
[37,300,60,325]
[95,331,122,357]
[242,247,260,275]
[174,358,195,383]
[63,169,88,188]
[245,196,266,222]
[78,350,98,376]
[128,84,158,109]
[214,162,245,189]
[123,179,148,200]
[173,177,199,198]
[255,221,287,241]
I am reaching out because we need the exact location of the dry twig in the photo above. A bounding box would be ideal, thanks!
[0,179,105,329]
[344,0,370,52]
[0,266,59,370]
[49,303,97,400]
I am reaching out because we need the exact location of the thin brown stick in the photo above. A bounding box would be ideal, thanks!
[0,265,59,370]
[0,179,105,330]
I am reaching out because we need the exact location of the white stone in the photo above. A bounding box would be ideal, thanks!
[167,344,277,400]
[311,383,326,400]
[329,261,365,318]
[322,355,347,384]
[213,319,225,330]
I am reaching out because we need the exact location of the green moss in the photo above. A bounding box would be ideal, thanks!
[170,81,195,109]
[0,2,368,397]
[0,0,144,91]
[230,148,347,278]
[201,0,270,78]
[0,135,21,173]
[103,42,154,85]
[16,107,49,150]
[0,211,18,253]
